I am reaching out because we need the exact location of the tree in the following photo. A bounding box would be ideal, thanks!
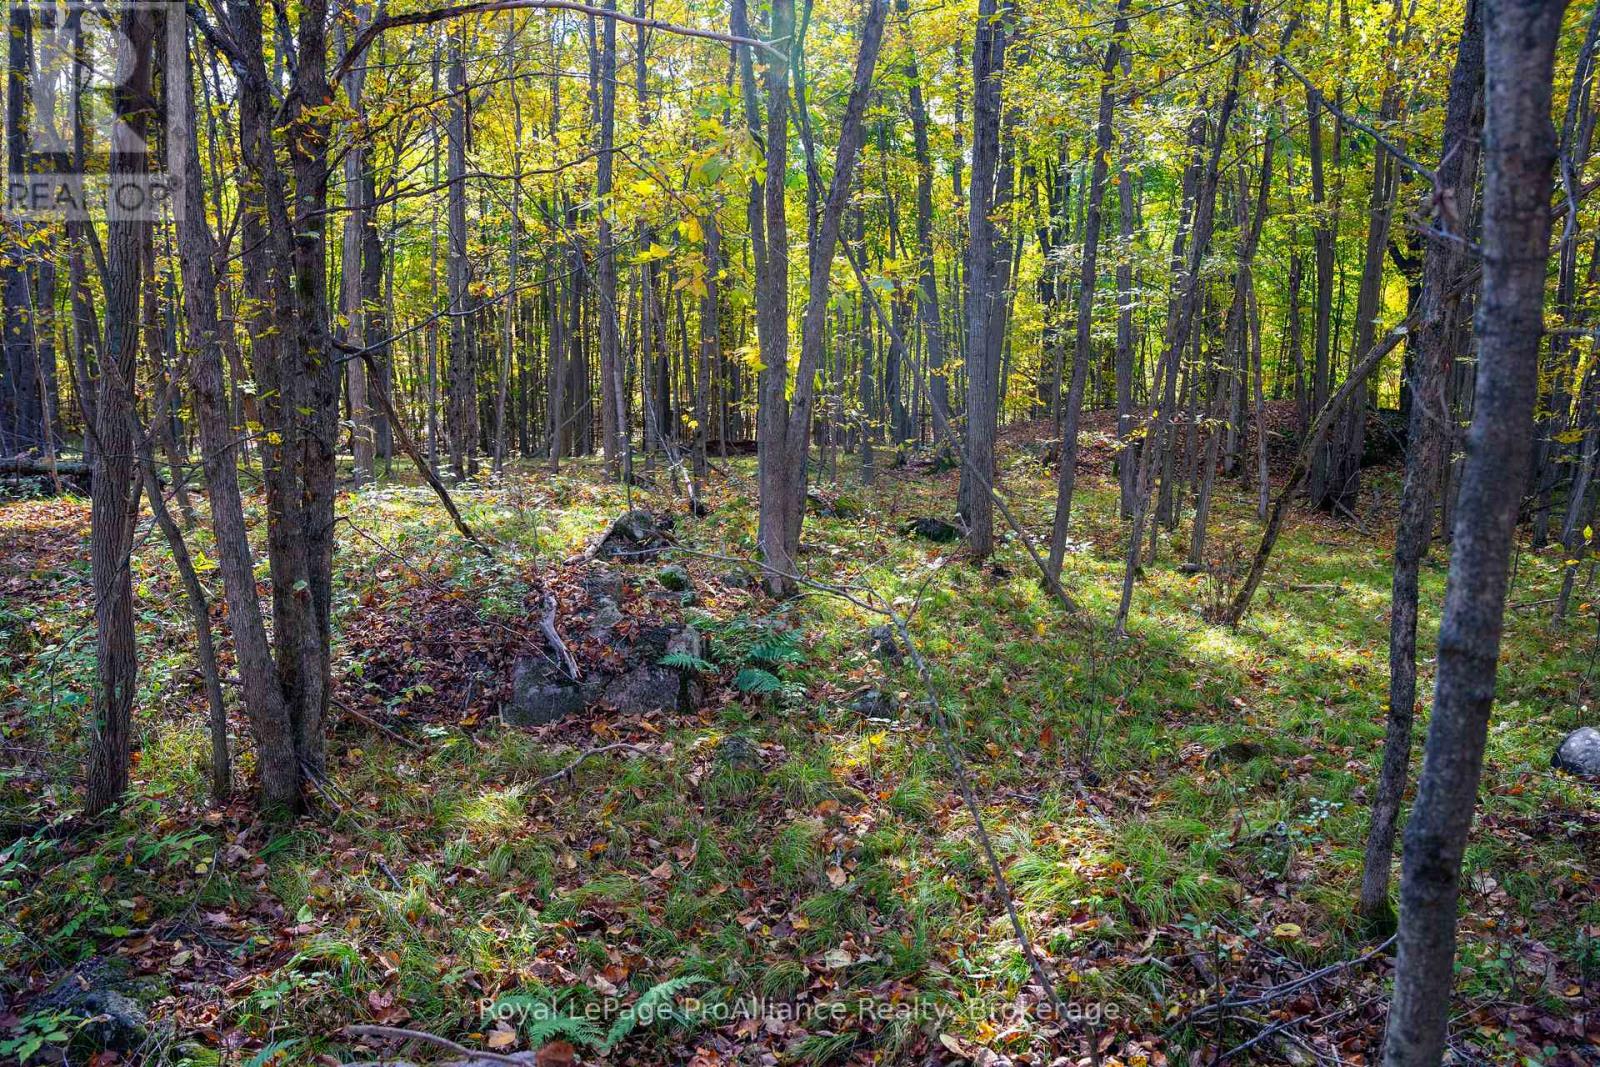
[1358,0,1483,932]
[957,0,1008,561]
[1047,0,1128,581]
[84,0,155,816]
[1382,0,1571,1060]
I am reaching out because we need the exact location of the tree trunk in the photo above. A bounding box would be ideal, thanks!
[1047,0,1126,580]
[1358,0,1484,932]
[445,25,474,481]
[904,28,953,448]
[1383,2,1567,1061]
[594,0,625,478]
[958,0,1008,560]
[174,52,300,812]
[85,2,154,817]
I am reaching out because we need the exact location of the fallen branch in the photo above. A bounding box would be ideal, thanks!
[538,593,581,682]
[0,457,89,478]
[1223,313,1417,628]
[344,1025,532,1066]
[353,349,494,559]
[534,742,651,786]
[1184,935,1395,1021]
[332,697,425,751]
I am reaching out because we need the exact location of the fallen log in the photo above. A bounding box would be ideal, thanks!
[0,457,89,478]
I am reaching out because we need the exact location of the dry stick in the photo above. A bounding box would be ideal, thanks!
[330,696,425,751]
[534,741,650,786]
[1185,935,1396,1021]
[538,593,580,681]
[356,349,494,559]
[345,1025,528,1067]
[1223,172,1600,629]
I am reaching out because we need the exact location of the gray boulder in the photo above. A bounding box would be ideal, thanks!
[604,665,702,714]
[848,687,899,720]
[36,960,149,1054]
[595,510,673,562]
[585,596,624,641]
[715,734,762,771]
[1553,726,1600,779]
[904,517,962,543]
[665,625,704,661]
[579,566,624,604]
[502,656,585,727]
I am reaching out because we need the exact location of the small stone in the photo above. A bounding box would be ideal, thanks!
[904,517,962,543]
[717,566,757,590]
[715,734,762,771]
[36,960,148,1054]
[847,687,899,719]
[503,657,585,727]
[1553,726,1600,779]
[1205,740,1266,767]
[657,564,692,591]
[665,625,704,662]
[865,624,904,664]
[807,489,863,519]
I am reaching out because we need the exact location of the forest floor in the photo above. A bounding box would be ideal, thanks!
[3,419,1599,1067]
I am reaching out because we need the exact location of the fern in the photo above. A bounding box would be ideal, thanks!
[487,993,604,1049]
[734,667,783,695]
[747,634,803,665]
[659,651,715,673]
[602,975,707,1051]
[523,1013,604,1049]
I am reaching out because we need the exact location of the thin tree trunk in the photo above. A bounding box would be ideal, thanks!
[1358,0,1484,931]
[958,0,1008,560]
[1383,1,1567,1060]
[85,2,154,817]
[1047,0,1126,580]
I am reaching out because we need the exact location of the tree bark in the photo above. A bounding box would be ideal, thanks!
[1358,0,1483,931]
[958,0,1008,560]
[85,1,155,817]
[1382,1,1568,1061]
[1047,0,1127,580]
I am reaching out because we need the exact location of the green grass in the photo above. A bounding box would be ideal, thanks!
[3,444,1597,1064]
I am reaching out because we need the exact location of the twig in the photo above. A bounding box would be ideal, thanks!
[533,742,650,786]
[332,696,426,751]
[538,593,581,682]
[344,1025,531,1066]
[1185,936,1395,1021]
[353,349,494,559]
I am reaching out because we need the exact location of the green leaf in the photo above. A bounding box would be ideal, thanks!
[734,668,783,695]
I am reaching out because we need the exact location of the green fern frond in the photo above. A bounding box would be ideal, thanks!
[659,652,716,673]
[602,974,708,1051]
[748,634,803,665]
[734,668,783,695]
